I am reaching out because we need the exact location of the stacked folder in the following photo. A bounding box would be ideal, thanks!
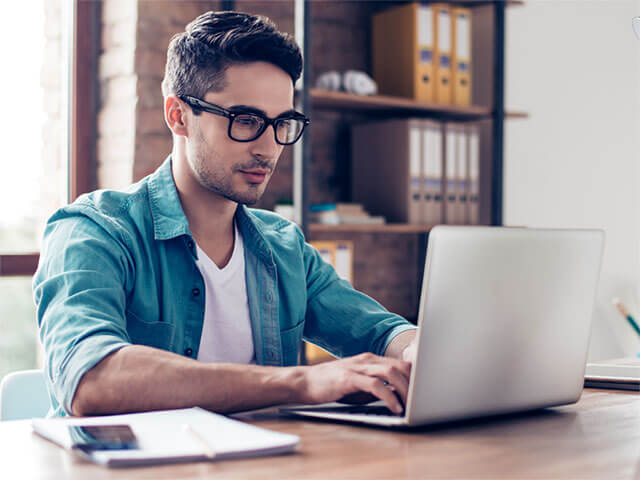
[372,2,472,106]
[351,118,481,226]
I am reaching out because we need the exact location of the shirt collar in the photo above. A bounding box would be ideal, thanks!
[235,205,275,265]
[147,155,191,241]
[147,156,275,265]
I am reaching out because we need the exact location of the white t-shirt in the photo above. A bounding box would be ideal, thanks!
[195,223,255,364]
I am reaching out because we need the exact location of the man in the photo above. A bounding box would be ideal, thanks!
[34,11,417,418]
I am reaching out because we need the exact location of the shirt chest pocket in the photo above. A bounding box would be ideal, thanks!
[279,320,304,366]
[126,309,176,351]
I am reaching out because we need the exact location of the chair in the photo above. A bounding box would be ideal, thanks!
[0,369,50,421]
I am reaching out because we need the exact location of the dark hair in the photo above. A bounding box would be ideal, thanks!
[161,11,302,101]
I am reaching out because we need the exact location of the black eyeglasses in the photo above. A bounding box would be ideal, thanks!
[180,95,310,145]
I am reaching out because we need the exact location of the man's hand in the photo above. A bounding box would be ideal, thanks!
[297,353,411,414]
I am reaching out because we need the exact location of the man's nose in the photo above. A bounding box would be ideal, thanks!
[251,124,281,159]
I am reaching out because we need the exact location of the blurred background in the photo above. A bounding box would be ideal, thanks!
[1,0,638,381]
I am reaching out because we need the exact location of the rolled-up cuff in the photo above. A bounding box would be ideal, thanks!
[53,336,130,416]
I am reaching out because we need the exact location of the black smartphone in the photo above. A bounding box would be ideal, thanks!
[68,424,138,451]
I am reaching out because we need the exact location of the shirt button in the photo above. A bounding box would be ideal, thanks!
[187,240,195,250]
[184,348,193,357]
[192,287,200,297]
[265,291,273,303]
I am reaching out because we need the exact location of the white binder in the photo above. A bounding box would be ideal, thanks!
[468,124,480,225]
[455,126,469,224]
[444,123,458,224]
[409,123,423,224]
[422,120,443,225]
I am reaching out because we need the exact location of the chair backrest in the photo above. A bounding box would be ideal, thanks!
[0,369,50,421]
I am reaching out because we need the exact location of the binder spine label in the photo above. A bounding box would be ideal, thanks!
[410,127,421,177]
[417,6,433,46]
[437,10,451,53]
[456,14,470,59]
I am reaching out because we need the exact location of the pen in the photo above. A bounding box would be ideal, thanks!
[183,424,216,459]
[612,298,640,337]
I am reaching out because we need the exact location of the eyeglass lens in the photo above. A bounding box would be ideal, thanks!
[230,114,304,144]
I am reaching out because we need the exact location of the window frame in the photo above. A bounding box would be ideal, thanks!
[0,0,98,277]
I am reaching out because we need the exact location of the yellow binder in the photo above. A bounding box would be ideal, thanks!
[433,4,453,104]
[372,3,435,102]
[415,3,435,102]
[452,7,472,106]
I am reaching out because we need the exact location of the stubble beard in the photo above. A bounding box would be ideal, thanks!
[189,128,272,206]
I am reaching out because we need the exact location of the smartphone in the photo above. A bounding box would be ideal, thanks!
[68,424,138,452]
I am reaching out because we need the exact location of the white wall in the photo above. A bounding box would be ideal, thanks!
[505,0,640,360]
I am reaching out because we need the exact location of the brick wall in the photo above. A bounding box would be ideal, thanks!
[98,0,139,189]
[97,0,222,189]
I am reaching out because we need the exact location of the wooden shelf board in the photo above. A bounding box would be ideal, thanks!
[309,223,433,234]
[310,90,527,120]
[311,89,490,118]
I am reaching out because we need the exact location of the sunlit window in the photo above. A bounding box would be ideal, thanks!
[0,0,67,380]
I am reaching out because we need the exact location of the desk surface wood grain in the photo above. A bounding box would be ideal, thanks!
[2,389,638,480]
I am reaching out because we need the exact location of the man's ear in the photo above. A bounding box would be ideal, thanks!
[164,95,189,137]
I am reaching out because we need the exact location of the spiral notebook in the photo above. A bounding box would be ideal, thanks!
[32,407,300,467]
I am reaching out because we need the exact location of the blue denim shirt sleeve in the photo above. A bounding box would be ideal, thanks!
[301,234,416,358]
[33,207,133,415]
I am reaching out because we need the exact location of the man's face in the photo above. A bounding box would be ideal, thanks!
[184,61,294,205]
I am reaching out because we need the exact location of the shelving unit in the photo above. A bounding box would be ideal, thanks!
[288,0,525,323]
[294,1,524,238]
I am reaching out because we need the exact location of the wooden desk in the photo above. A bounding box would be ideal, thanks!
[1,389,638,479]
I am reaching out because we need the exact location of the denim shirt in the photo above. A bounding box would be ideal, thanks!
[33,157,415,417]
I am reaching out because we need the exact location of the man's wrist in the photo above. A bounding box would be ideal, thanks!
[384,329,417,360]
[272,365,308,404]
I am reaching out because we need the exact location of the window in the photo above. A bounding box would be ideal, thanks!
[0,0,97,380]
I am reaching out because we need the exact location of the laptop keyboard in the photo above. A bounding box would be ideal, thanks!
[303,405,402,417]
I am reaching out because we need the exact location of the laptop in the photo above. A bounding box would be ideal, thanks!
[284,226,605,427]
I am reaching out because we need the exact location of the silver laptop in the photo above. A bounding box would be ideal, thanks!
[285,226,605,427]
